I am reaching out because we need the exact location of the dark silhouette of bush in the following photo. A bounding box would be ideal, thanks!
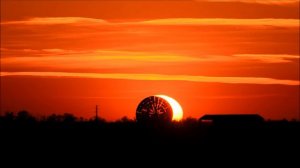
[2,112,15,122]
[61,113,77,123]
[16,110,36,122]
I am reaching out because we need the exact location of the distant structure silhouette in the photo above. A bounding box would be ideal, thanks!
[95,105,99,121]
[199,114,264,126]
[136,96,173,123]
[96,105,98,118]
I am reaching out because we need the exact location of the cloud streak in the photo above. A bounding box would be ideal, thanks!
[2,17,299,27]
[1,50,201,69]
[2,17,108,26]
[1,72,299,86]
[201,0,300,4]
[2,48,298,70]
[138,18,299,27]
[233,54,299,63]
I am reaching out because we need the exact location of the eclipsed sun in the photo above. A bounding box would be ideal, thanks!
[156,95,183,121]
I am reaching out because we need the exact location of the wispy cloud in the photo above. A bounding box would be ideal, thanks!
[138,18,299,27]
[206,54,300,63]
[1,49,201,69]
[200,0,300,5]
[2,48,298,70]
[2,17,108,25]
[2,17,299,27]
[194,94,283,99]
[233,54,299,63]
[1,72,299,86]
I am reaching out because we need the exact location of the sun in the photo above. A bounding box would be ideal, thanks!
[156,95,183,121]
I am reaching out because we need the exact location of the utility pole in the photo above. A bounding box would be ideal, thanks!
[95,105,99,121]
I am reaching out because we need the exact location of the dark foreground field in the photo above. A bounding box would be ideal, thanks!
[1,112,299,165]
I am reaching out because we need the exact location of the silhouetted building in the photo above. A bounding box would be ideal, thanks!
[199,114,264,126]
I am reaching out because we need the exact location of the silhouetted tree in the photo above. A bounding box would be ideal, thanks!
[0,112,15,126]
[16,110,36,124]
[62,113,77,123]
[182,117,198,128]
[118,116,133,123]
[46,114,60,123]
[4,112,15,121]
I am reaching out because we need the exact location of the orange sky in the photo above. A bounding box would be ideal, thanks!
[1,0,299,120]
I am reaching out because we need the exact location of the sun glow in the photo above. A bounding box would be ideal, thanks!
[156,95,183,121]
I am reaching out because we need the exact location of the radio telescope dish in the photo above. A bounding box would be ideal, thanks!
[136,96,173,123]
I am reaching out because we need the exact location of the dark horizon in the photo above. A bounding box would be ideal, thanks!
[1,108,299,164]
[2,109,300,122]
[1,109,299,151]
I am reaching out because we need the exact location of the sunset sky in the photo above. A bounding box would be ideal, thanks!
[1,0,299,121]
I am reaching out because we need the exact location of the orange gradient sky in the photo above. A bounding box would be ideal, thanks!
[1,0,299,120]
